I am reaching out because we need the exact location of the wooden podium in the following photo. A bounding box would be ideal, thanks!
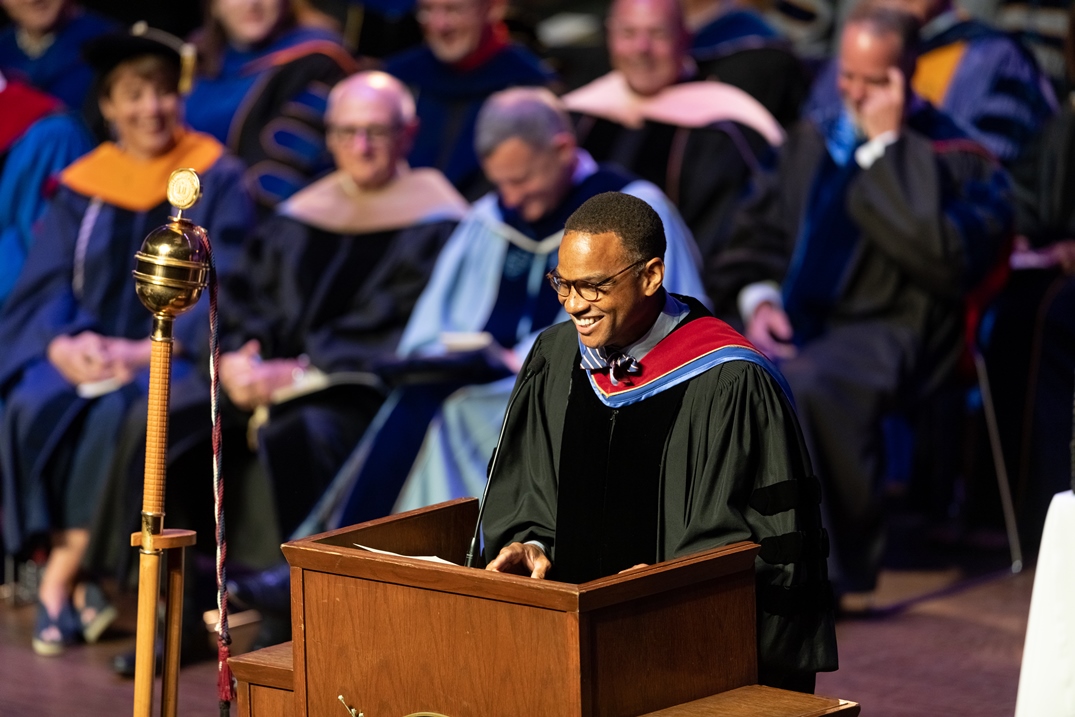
[230,498,858,717]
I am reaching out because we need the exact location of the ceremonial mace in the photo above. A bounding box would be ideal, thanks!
[130,169,210,717]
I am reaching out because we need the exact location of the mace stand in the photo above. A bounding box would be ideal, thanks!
[130,316,198,717]
[128,167,211,717]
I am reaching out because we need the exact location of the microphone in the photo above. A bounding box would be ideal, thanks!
[464,353,547,568]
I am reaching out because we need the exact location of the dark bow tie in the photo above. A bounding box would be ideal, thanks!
[580,345,642,386]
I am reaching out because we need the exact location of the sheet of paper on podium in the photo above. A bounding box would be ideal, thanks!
[353,543,456,565]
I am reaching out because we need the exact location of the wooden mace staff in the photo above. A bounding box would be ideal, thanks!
[129,169,209,717]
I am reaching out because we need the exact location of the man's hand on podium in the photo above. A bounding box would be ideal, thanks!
[485,542,551,579]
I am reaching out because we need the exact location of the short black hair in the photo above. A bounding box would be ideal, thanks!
[564,192,666,263]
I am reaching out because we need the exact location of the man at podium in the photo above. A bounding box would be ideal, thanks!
[482,191,838,692]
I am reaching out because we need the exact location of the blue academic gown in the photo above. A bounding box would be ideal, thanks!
[185,27,355,212]
[692,8,779,52]
[0,113,94,312]
[0,10,118,110]
[0,150,251,554]
[385,43,555,197]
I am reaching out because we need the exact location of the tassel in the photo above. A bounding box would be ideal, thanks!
[217,639,235,706]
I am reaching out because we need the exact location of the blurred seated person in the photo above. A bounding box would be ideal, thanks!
[709,3,1012,602]
[230,87,706,614]
[214,70,465,546]
[994,0,1070,98]
[684,0,810,126]
[383,0,555,198]
[0,25,251,657]
[292,0,422,58]
[806,0,1057,166]
[993,3,1075,552]
[0,0,117,110]
[0,70,94,311]
[562,0,784,317]
[186,0,358,215]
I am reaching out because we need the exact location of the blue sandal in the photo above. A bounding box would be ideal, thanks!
[32,600,81,656]
[79,582,118,644]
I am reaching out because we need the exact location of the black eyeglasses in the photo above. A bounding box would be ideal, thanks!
[547,260,645,301]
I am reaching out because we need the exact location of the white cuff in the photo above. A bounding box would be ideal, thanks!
[524,539,548,556]
[855,130,900,169]
[738,281,783,324]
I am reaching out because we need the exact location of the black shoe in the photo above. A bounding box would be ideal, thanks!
[111,644,162,679]
[111,629,215,678]
[227,563,291,615]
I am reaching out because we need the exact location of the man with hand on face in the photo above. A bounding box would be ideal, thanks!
[482,191,838,693]
[710,3,1012,605]
[805,0,1056,167]
[383,0,554,198]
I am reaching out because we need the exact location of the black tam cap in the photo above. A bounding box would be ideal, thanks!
[83,22,196,94]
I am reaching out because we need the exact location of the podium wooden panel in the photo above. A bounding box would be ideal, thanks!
[230,642,294,717]
[276,498,759,717]
[230,647,861,717]
[230,497,858,717]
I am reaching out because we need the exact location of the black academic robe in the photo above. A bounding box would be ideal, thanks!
[689,9,809,129]
[694,45,809,128]
[574,110,775,301]
[989,102,1075,546]
[219,215,458,368]
[482,299,838,683]
[1012,103,1075,246]
[224,214,461,535]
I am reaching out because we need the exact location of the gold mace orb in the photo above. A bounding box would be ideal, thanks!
[132,170,210,318]
[167,168,201,211]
